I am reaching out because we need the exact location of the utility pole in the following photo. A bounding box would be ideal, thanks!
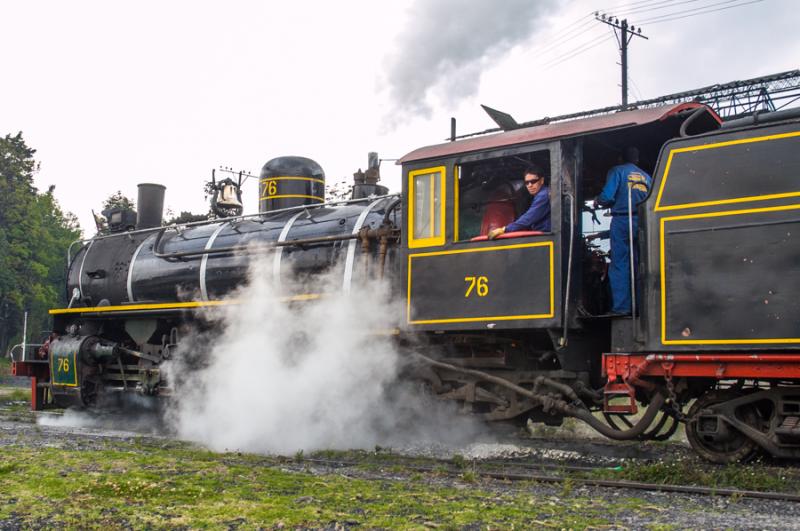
[595,13,648,106]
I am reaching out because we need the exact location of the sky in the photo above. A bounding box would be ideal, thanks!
[1,0,797,235]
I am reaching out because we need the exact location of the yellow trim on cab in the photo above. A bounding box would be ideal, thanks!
[408,166,447,248]
[407,242,555,325]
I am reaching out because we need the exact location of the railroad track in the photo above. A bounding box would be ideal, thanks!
[301,457,800,503]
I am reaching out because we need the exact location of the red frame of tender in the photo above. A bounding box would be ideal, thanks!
[602,353,800,413]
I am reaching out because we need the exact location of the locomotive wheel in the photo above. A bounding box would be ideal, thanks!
[685,391,759,464]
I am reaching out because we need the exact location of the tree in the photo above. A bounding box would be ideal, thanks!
[0,133,82,355]
[102,191,135,212]
[164,211,208,225]
[93,191,136,233]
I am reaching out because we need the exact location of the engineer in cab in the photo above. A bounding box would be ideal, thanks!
[594,147,651,315]
[488,164,551,239]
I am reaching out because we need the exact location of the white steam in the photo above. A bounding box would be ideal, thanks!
[381,0,560,124]
[165,260,482,454]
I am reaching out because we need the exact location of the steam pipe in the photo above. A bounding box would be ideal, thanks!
[359,229,371,276]
[382,197,402,225]
[67,193,401,263]
[679,106,710,137]
[415,353,666,440]
[378,234,389,279]
[153,230,361,260]
[721,107,800,129]
[533,375,579,403]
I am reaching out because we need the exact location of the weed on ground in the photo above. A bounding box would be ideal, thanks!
[0,440,671,529]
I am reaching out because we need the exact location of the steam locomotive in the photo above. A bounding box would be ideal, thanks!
[12,102,800,463]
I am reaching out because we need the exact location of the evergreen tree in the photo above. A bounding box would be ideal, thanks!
[0,133,81,354]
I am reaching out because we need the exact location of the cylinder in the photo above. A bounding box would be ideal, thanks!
[259,156,325,213]
[136,183,166,229]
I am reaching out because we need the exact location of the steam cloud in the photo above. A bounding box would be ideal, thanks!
[382,0,559,123]
[165,260,482,454]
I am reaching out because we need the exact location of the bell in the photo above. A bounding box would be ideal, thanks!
[218,183,242,209]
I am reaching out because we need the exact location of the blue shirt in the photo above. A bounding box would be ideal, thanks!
[597,163,651,215]
[506,185,551,232]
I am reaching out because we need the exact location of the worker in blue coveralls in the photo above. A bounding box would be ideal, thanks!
[594,147,651,315]
[488,164,551,239]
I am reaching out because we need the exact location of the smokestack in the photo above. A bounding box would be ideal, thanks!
[136,183,166,229]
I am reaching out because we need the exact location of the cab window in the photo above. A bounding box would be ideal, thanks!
[456,150,551,241]
[409,166,446,248]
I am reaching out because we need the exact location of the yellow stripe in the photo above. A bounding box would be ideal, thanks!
[260,194,324,201]
[549,238,555,317]
[661,202,800,223]
[654,130,800,211]
[406,253,413,324]
[454,165,460,242]
[660,215,667,345]
[657,191,800,212]
[429,172,435,238]
[49,294,322,315]
[664,338,800,345]
[660,203,800,345]
[260,176,325,185]
[409,241,552,258]
[410,313,555,325]
[407,241,555,324]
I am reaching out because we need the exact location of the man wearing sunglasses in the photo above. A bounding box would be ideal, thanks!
[488,164,551,239]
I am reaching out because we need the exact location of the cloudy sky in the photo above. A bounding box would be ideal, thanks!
[2,0,797,234]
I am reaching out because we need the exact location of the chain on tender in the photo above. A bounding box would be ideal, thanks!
[664,371,688,422]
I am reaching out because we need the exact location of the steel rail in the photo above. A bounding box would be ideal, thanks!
[299,457,800,503]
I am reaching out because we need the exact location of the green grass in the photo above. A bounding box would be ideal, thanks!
[0,388,29,402]
[0,357,11,378]
[0,440,669,529]
[0,385,35,422]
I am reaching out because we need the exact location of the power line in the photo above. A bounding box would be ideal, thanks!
[542,36,616,70]
[629,75,646,100]
[633,0,764,24]
[529,1,667,65]
[464,70,800,140]
[600,0,678,11]
[614,0,707,17]
[530,14,598,57]
[540,33,615,69]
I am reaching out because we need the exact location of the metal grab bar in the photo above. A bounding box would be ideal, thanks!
[559,193,575,347]
[627,184,636,320]
[7,343,44,363]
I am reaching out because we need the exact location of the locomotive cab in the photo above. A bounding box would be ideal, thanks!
[398,103,721,387]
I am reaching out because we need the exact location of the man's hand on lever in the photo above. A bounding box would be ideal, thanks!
[488,226,506,240]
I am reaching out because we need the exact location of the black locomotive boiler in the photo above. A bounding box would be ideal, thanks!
[12,104,800,463]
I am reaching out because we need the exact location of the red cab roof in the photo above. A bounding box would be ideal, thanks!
[398,102,717,165]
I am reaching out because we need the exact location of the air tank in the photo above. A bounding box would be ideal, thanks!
[259,156,325,213]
